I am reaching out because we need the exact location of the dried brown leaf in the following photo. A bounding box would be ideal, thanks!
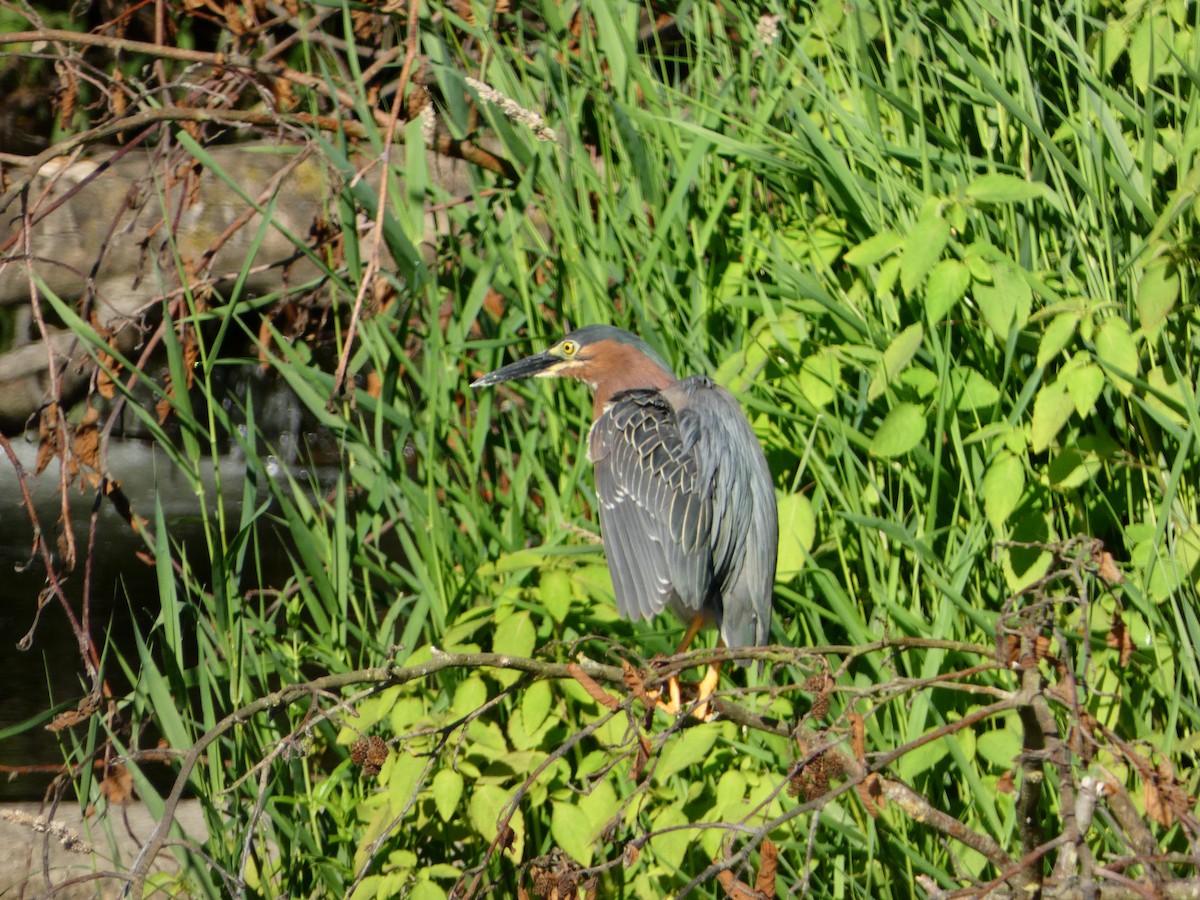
[96,362,116,400]
[498,823,515,853]
[110,68,127,120]
[622,659,656,709]
[997,769,1016,794]
[1034,633,1051,660]
[182,327,200,391]
[47,708,89,732]
[351,10,381,42]
[567,663,619,710]
[1093,544,1124,584]
[56,530,74,568]
[73,405,100,473]
[754,838,778,897]
[272,77,297,111]
[156,376,175,427]
[1144,776,1172,828]
[483,286,507,321]
[258,314,274,369]
[1000,633,1020,667]
[35,405,60,476]
[100,764,134,805]
[58,65,77,127]
[715,870,759,900]
[1143,758,1194,830]
[1045,659,1078,706]
[632,736,650,782]
[1106,612,1134,667]
[849,712,866,762]
[857,772,884,817]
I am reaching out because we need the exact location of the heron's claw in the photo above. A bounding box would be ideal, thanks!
[655,667,719,721]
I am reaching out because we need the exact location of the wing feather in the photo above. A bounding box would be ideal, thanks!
[589,390,713,621]
[588,377,777,647]
[665,376,778,647]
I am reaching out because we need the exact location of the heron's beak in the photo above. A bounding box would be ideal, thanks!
[471,350,561,388]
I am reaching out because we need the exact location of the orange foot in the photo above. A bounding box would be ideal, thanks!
[656,664,721,721]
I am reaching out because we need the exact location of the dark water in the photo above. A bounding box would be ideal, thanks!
[0,436,315,801]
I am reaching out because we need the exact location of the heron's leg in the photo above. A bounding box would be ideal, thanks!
[690,661,722,721]
[674,614,707,654]
[658,615,709,717]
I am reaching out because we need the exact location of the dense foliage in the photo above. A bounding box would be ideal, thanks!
[2,0,1198,896]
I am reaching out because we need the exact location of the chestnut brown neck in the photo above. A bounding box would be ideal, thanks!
[579,339,676,417]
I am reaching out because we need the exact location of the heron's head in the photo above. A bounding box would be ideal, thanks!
[471,325,675,396]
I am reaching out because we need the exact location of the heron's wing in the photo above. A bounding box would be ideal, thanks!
[588,390,714,622]
[665,376,778,646]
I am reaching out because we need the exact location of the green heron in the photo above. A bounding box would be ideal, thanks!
[473,325,777,714]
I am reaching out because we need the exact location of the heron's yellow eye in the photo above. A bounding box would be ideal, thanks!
[559,340,578,357]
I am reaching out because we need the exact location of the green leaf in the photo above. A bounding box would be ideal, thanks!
[1065,361,1104,418]
[977,721,1022,769]
[876,255,902,299]
[869,403,926,458]
[962,243,994,282]
[494,610,536,657]
[975,262,1032,339]
[408,879,447,900]
[655,723,720,782]
[1036,312,1078,367]
[981,452,1024,530]
[466,718,509,758]
[521,680,553,734]
[649,806,690,871]
[1175,526,1200,596]
[381,753,429,821]
[492,611,537,685]
[925,259,971,322]
[384,697,426,733]
[468,784,524,857]
[776,492,815,580]
[844,230,903,267]
[539,569,572,623]
[1146,365,1189,426]
[1048,447,1102,490]
[966,173,1056,204]
[902,366,938,398]
[1030,380,1074,453]
[453,676,488,716]
[1127,15,1180,92]
[901,208,951,293]
[551,802,595,866]
[896,733,950,782]
[578,780,620,834]
[1094,316,1139,395]
[1094,18,1129,71]
[1131,525,1180,603]
[1136,259,1179,337]
[868,323,923,402]
[798,347,841,407]
[949,366,1000,411]
[714,770,749,812]
[432,769,463,823]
